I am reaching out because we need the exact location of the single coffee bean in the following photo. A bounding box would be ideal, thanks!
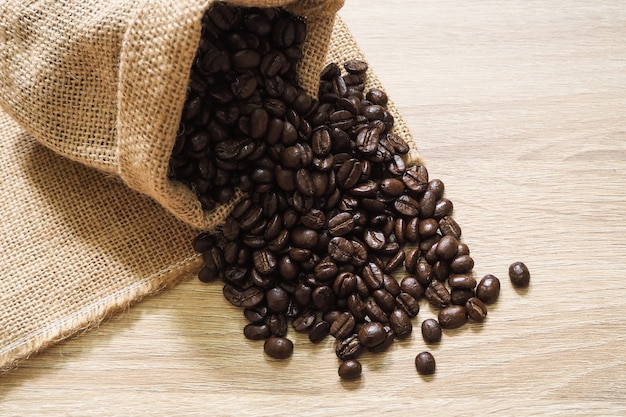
[330,311,356,339]
[465,297,488,322]
[400,276,424,299]
[336,333,364,360]
[357,322,386,348]
[439,216,462,239]
[264,337,293,359]
[243,323,272,340]
[328,212,355,236]
[362,262,385,290]
[415,351,436,375]
[450,254,475,274]
[338,359,362,380]
[328,236,354,262]
[343,59,368,75]
[509,261,531,287]
[434,198,453,219]
[268,313,288,337]
[425,281,450,308]
[435,235,458,261]
[438,305,468,329]
[448,274,477,290]
[309,320,330,343]
[476,274,501,303]
[312,285,335,312]
[266,286,289,312]
[450,288,476,306]
[292,310,317,332]
[372,289,396,313]
[421,319,442,343]
[364,299,388,323]
[418,218,439,237]
[395,292,420,317]
[388,308,412,339]
[368,325,395,353]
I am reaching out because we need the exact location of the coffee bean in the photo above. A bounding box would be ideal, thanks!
[336,333,364,360]
[328,212,355,236]
[450,288,476,306]
[343,59,368,75]
[244,323,271,340]
[364,299,388,324]
[308,320,330,343]
[421,319,442,343]
[476,274,501,303]
[448,274,477,290]
[415,351,436,375]
[395,292,420,317]
[338,359,362,380]
[266,286,289,312]
[268,313,288,336]
[292,310,316,332]
[450,254,475,274]
[330,311,356,339]
[425,281,450,308]
[438,305,468,329]
[509,261,531,288]
[264,337,293,359]
[465,297,488,322]
[389,308,412,339]
[435,235,458,261]
[373,289,396,313]
[312,285,334,312]
[357,322,386,348]
[328,236,354,262]
[439,216,462,239]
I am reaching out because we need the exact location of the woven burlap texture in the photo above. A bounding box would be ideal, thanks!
[0,15,420,371]
[0,0,345,232]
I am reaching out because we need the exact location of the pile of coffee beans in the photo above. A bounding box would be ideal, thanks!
[172,3,530,380]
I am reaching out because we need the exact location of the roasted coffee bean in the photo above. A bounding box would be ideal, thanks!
[403,165,429,194]
[418,190,437,219]
[330,311,356,339]
[400,276,424,299]
[347,293,367,322]
[425,281,450,308]
[366,88,388,106]
[415,351,436,375]
[421,319,442,343]
[418,218,439,238]
[415,261,433,287]
[465,297,488,322]
[328,212,355,236]
[394,195,420,217]
[244,323,272,340]
[292,310,317,332]
[388,308,412,339]
[405,217,420,244]
[373,289,396,313]
[364,299,389,324]
[450,254,474,274]
[312,285,335,312]
[333,271,357,298]
[362,262,384,290]
[382,274,402,297]
[439,216,462,239]
[435,235,458,261]
[268,313,288,337]
[314,257,338,282]
[244,305,268,324]
[509,261,531,288]
[438,305,468,329]
[253,249,277,275]
[434,198,453,219]
[343,59,368,75]
[448,274,477,290]
[278,254,298,281]
[266,286,290,312]
[336,333,364,360]
[290,226,319,249]
[328,236,354,262]
[476,274,501,303]
[264,337,293,359]
[338,359,362,380]
[395,292,420,317]
[364,229,386,251]
[357,322,386,348]
[384,249,406,274]
[450,288,476,306]
[308,320,330,343]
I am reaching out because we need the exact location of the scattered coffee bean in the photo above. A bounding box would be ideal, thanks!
[421,318,442,343]
[465,297,488,322]
[476,274,501,303]
[264,337,294,359]
[438,305,468,329]
[415,351,436,375]
[509,261,531,288]
[338,359,362,380]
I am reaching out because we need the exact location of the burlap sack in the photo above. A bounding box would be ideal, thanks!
[0,0,345,231]
[0,12,421,370]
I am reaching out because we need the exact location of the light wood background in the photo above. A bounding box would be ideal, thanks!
[3,1,626,415]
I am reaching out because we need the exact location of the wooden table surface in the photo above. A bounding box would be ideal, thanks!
[3,1,626,415]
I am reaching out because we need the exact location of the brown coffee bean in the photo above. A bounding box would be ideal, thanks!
[244,323,271,340]
[415,351,436,375]
[509,261,531,288]
[292,310,317,332]
[338,359,362,380]
[421,319,442,343]
[450,254,475,274]
[388,308,412,339]
[415,261,433,287]
[357,322,386,348]
[395,292,420,317]
[336,333,364,360]
[364,299,389,324]
[268,313,288,337]
[450,288,476,306]
[434,198,453,219]
[264,337,293,359]
[476,274,501,303]
[309,320,330,343]
[330,311,356,339]
[439,216,462,239]
[266,286,289,312]
[425,281,450,308]
[436,235,458,261]
[465,297,488,322]
[328,212,355,236]
[438,305,468,329]
[344,59,368,75]
[448,274,477,290]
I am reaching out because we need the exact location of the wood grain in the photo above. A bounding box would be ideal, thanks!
[2,1,626,415]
